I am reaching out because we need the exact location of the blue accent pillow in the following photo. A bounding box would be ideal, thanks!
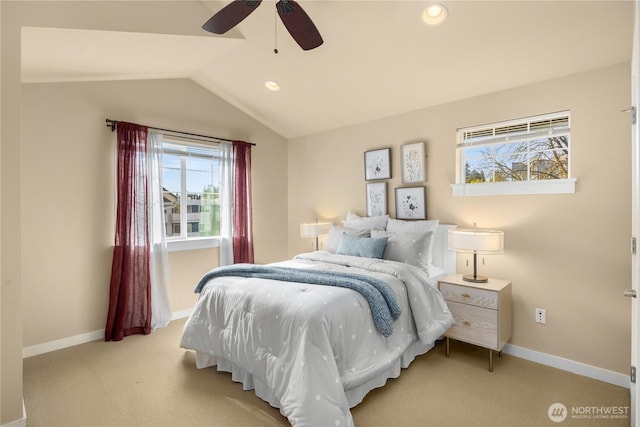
[324,225,371,253]
[336,233,388,259]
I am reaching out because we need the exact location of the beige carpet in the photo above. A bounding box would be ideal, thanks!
[23,318,630,427]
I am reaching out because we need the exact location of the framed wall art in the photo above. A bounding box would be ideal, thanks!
[366,182,387,216]
[395,186,426,219]
[401,142,425,184]
[364,147,391,181]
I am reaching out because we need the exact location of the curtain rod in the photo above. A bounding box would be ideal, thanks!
[105,119,256,146]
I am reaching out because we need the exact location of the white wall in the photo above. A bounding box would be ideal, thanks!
[288,63,632,375]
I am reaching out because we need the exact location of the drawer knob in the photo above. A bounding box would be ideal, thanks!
[461,293,471,298]
[462,320,471,326]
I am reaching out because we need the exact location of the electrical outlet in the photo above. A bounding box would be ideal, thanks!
[535,308,546,324]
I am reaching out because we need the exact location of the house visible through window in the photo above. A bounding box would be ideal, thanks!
[161,140,221,243]
[452,111,576,196]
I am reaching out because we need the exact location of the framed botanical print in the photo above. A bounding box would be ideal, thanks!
[401,142,425,183]
[364,148,391,181]
[395,186,426,219]
[366,182,387,216]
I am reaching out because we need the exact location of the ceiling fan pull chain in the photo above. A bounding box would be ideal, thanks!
[273,5,279,54]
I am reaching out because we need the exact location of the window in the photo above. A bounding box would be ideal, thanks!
[161,139,221,250]
[451,111,576,196]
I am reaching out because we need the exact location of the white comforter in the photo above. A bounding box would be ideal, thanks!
[180,252,454,426]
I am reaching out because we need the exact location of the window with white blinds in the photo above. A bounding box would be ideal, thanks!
[452,111,576,196]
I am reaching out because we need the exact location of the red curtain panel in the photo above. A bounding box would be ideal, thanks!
[105,122,151,341]
[232,141,254,264]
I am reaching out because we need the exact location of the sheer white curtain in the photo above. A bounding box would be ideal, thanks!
[219,142,234,266]
[147,131,172,330]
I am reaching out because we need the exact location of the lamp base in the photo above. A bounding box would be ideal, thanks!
[462,274,488,283]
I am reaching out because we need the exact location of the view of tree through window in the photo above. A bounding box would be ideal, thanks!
[464,136,568,183]
[459,112,570,186]
[161,141,220,239]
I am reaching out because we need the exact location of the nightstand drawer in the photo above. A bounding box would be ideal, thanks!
[446,301,499,349]
[439,282,498,309]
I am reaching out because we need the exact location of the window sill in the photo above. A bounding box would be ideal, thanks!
[451,178,576,196]
[167,237,221,252]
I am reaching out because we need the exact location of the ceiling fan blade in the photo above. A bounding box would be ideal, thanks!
[202,0,263,34]
[276,0,323,51]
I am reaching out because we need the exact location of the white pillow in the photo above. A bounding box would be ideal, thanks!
[371,229,434,274]
[343,214,389,231]
[346,210,361,220]
[386,218,439,264]
[386,218,439,233]
[324,225,370,253]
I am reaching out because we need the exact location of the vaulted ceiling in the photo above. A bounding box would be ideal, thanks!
[21,0,634,139]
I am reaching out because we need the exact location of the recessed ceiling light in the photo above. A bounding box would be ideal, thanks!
[265,80,280,91]
[422,4,448,26]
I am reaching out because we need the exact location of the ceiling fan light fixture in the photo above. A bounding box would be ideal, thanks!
[422,4,448,26]
[265,80,281,91]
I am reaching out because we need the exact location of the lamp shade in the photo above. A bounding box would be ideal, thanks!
[300,222,331,238]
[448,228,504,254]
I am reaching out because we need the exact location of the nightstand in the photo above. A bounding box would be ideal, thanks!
[438,274,512,371]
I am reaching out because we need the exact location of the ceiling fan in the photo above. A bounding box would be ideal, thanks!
[202,0,323,51]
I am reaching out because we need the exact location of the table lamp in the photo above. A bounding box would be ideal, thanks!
[448,224,504,283]
[300,220,331,251]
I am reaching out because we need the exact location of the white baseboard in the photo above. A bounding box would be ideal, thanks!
[503,343,630,389]
[2,417,27,427]
[1,400,27,427]
[22,309,193,359]
[171,308,193,320]
[22,329,104,359]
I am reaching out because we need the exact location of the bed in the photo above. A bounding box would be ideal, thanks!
[180,217,456,427]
